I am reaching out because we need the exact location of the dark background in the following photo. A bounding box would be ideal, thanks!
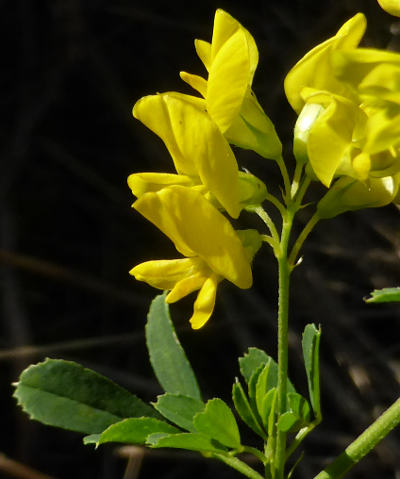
[1,0,400,478]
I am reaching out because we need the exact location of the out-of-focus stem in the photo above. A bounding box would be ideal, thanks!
[313,398,400,479]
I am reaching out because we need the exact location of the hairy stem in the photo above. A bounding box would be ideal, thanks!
[274,209,294,479]
[313,398,400,479]
[288,213,319,268]
[211,453,265,479]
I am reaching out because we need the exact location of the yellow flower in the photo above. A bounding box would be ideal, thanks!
[295,88,400,187]
[180,9,282,159]
[130,186,261,329]
[132,93,241,218]
[284,13,366,114]
[377,0,400,16]
[286,16,400,192]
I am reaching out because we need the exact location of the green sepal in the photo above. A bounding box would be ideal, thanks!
[84,417,180,446]
[302,324,322,419]
[365,287,400,303]
[193,398,241,449]
[13,358,158,434]
[147,432,227,453]
[146,293,201,400]
[153,393,205,432]
[232,379,266,439]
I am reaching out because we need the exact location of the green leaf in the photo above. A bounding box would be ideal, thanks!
[277,412,298,432]
[13,358,158,434]
[94,417,179,446]
[146,294,201,400]
[287,393,311,424]
[239,348,269,383]
[193,398,241,449]
[248,357,295,415]
[153,393,205,432]
[232,380,266,438]
[147,432,226,453]
[248,363,265,404]
[255,361,271,415]
[365,287,400,303]
[276,393,311,433]
[259,388,277,431]
[83,434,100,445]
[266,388,277,437]
[302,324,322,419]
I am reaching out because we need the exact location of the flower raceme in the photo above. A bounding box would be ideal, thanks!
[285,13,400,216]
[130,186,261,329]
[180,9,282,160]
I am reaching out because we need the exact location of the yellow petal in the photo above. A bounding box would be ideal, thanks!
[364,108,400,155]
[127,172,196,197]
[179,71,208,98]
[134,94,240,218]
[130,258,196,290]
[352,153,371,180]
[190,274,219,329]
[377,0,400,16]
[211,9,258,75]
[304,91,367,186]
[194,39,212,71]
[205,9,258,133]
[133,95,196,177]
[133,186,252,288]
[333,48,400,100]
[166,273,208,303]
[207,28,251,133]
[284,13,366,113]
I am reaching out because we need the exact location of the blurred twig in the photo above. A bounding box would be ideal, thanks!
[0,248,142,305]
[0,453,56,479]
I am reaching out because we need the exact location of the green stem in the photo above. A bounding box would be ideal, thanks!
[290,162,304,199]
[265,192,287,217]
[293,175,311,208]
[285,418,321,460]
[255,207,280,246]
[242,446,268,464]
[313,397,400,479]
[276,155,291,203]
[288,213,319,268]
[211,453,265,479]
[274,210,294,479]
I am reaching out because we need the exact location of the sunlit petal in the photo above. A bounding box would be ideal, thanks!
[133,186,252,288]
[130,258,196,290]
[190,274,219,329]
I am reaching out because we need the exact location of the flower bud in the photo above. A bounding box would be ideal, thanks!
[316,175,399,219]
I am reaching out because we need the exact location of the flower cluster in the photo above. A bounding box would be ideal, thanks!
[128,10,281,328]
[130,8,400,326]
[285,14,400,218]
